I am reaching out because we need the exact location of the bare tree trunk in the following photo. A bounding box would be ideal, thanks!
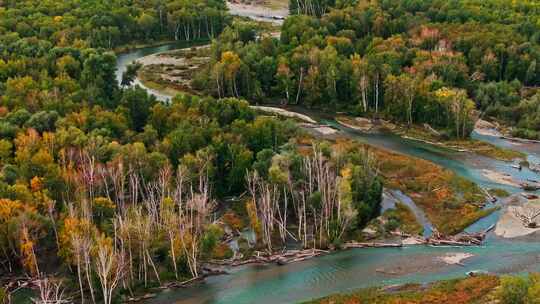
[295,68,304,104]
[375,72,380,113]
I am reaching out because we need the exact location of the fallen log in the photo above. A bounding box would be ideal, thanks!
[126,293,157,302]
[375,268,399,275]
[210,249,329,267]
[343,242,403,249]
[158,276,205,290]
[428,239,479,247]
[426,226,492,247]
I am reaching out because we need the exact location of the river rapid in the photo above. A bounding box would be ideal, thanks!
[116,43,540,304]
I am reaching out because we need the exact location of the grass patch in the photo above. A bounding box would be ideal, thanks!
[327,138,492,235]
[446,139,525,161]
[138,68,201,96]
[337,116,524,162]
[383,202,423,235]
[137,72,185,95]
[306,275,500,304]
[366,143,490,235]
[393,121,524,162]
[489,188,511,198]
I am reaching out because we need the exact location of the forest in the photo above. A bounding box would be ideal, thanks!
[2,0,540,303]
[194,0,540,139]
[0,0,384,302]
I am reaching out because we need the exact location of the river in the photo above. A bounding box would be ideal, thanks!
[116,43,540,304]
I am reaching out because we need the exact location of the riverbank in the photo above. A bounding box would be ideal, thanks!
[305,275,500,304]
[476,118,540,144]
[336,115,525,162]
[227,1,288,25]
[495,197,540,238]
[136,44,210,96]
[368,143,494,235]
[113,40,178,54]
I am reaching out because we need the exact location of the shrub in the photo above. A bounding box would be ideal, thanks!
[384,218,400,232]
[499,275,529,304]
[526,274,540,304]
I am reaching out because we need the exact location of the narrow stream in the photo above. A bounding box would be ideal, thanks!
[116,43,540,304]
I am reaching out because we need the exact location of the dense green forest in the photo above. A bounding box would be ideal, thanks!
[0,0,385,302]
[195,0,540,138]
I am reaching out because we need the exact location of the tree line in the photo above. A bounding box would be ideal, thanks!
[194,0,540,139]
[0,0,230,49]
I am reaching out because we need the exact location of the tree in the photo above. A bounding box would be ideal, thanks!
[93,235,124,304]
[120,87,157,132]
[384,73,418,126]
[81,51,118,107]
[121,62,142,87]
[137,13,157,40]
[220,51,242,97]
[351,54,369,112]
[435,87,477,139]
[367,53,390,114]
[276,57,293,104]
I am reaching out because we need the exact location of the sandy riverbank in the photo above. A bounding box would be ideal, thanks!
[495,199,540,238]
[474,119,504,137]
[474,119,540,144]
[227,2,288,25]
[374,252,475,276]
[136,46,208,66]
[253,106,317,123]
[439,253,475,265]
[481,169,521,188]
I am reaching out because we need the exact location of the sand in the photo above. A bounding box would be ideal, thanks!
[251,106,317,123]
[438,253,474,265]
[136,45,209,67]
[375,252,474,276]
[227,2,288,24]
[401,237,426,245]
[481,169,521,188]
[313,126,338,135]
[495,201,540,238]
[474,119,503,137]
[336,117,374,132]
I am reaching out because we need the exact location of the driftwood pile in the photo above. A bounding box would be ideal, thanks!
[530,163,540,173]
[2,276,73,304]
[513,206,540,228]
[159,276,205,289]
[126,270,226,302]
[2,276,38,297]
[209,249,329,267]
[426,225,494,246]
[343,242,403,249]
[520,182,540,191]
